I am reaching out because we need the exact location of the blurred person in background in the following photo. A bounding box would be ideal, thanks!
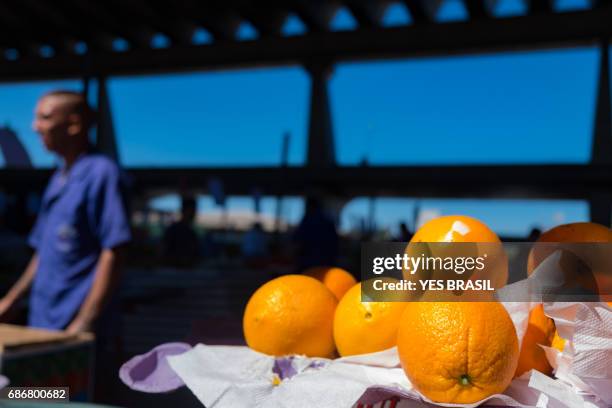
[396,222,413,242]
[0,90,131,400]
[293,197,338,271]
[241,222,268,266]
[527,227,542,242]
[162,195,200,267]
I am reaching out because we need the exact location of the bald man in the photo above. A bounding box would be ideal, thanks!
[0,90,131,336]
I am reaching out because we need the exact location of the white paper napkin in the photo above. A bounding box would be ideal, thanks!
[167,346,606,408]
[543,302,612,406]
[165,302,609,408]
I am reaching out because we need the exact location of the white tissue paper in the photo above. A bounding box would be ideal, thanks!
[542,302,612,406]
[166,302,610,408]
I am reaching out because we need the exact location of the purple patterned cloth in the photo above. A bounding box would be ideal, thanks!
[119,342,191,393]
[272,356,298,380]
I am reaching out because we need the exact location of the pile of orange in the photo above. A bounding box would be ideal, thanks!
[303,266,356,300]
[241,216,612,404]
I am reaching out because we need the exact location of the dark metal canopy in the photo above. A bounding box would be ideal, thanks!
[0,0,611,81]
[1,1,611,227]
[2,164,611,200]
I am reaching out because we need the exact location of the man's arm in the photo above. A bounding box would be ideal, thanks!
[0,253,38,322]
[66,246,126,334]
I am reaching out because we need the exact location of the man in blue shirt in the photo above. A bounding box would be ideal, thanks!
[0,90,131,335]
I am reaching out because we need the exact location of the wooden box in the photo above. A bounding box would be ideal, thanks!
[0,324,95,401]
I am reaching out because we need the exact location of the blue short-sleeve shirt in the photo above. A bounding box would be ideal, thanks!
[28,153,131,330]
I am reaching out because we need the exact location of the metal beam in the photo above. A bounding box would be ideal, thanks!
[290,0,337,32]
[464,0,493,19]
[527,0,554,14]
[2,165,612,200]
[96,76,120,162]
[0,0,75,55]
[306,63,336,167]
[345,0,387,29]
[177,0,240,42]
[118,0,196,45]
[591,39,612,164]
[589,193,612,226]
[0,7,610,81]
[59,0,152,49]
[35,0,115,51]
[0,3,48,56]
[401,0,438,23]
[236,3,288,38]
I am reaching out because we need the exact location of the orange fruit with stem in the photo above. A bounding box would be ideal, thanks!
[397,302,519,404]
[333,282,407,357]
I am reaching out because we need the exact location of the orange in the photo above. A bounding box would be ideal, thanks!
[304,266,357,300]
[333,282,407,356]
[514,304,555,377]
[405,215,507,300]
[532,222,612,244]
[551,330,566,353]
[527,222,612,302]
[398,302,519,404]
[243,275,337,357]
[411,215,501,243]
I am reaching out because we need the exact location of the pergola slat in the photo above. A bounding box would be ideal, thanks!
[528,0,554,14]
[345,0,387,29]
[117,0,196,46]
[401,0,435,23]
[240,9,288,38]
[463,0,492,19]
[290,0,337,33]
[59,0,152,49]
[173,0,242,42]
[35,0,115,52]
[0,6,609,81]
[0,2,58,57]
[0,0,76,55]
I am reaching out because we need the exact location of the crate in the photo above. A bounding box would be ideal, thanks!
[0,324,95,402]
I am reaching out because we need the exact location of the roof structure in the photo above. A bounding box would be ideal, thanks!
[0,0,610,81]
[1,1,611,226]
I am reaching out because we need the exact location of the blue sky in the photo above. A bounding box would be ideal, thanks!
[0,1,607,236]
[1,47,600,168]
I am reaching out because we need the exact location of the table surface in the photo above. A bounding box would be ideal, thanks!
[0,324,94,354]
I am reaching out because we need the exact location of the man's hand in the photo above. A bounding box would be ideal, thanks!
[0,254,39,324]
[65,317,93,335]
